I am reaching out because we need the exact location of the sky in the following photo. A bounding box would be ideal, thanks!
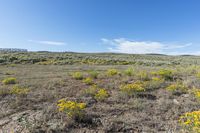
[0,0,200,55]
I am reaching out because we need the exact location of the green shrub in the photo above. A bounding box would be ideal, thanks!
[72,72,83,80]
[137,71,150,81]
[106,69,118,76]
[124,67,135,76]
[89,71,99,79]
[155,69,174,80]
[84,85,98,97]
[166,83,187,95]
[2,77,17,85]
[144,77,164,91]
[83,77,93,85]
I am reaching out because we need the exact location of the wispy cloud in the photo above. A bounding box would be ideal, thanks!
[101,38,192,55]
[28,40,66,46]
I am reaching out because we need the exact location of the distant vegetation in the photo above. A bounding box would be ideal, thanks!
[0,51,200,66]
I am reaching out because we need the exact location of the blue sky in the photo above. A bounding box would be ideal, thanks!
[0,0,200,54]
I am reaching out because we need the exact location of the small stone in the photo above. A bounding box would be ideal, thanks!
[173,99,179,105]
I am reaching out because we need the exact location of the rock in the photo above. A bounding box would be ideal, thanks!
[173,99,179,105]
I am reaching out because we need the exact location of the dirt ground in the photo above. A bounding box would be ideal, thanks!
[0,64,199,133]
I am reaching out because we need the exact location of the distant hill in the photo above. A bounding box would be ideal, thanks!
[0,48,28,52]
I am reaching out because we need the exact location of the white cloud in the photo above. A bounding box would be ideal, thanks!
[101,38,192,55]
[28,40,66,46]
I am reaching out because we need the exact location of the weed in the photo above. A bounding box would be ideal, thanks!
[72,72,83,80]
[153,69,174,80]
[2,77,17,85]
[89,71,99,79]
[166,83,187,95]
[137,71,150,81]
[144,77,164,91]
[124,67,135,76]
[84,85,98,97]
[83,77,93,85]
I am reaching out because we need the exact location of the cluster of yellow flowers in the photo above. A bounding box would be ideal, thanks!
[57,99,86,118]
[166,83,187,93]
[10,85,29,95]
[179,110,200,132]
[120,82,145,96]
[192,88,200,102]
[152,69,174,80]
[106,69,118,76]
[94,89,109,101]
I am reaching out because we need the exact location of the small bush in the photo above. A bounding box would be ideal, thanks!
[57,99,86,119]
[124,67,135,76]
[72,72,83,80]
[144,77,164,91]
[83,77,93,85]
[10,85,30,95]
[89,71,99,79]
[2,77,17,85]
[94,89,109,101]
[137,71,150,81]
[154,69,174,80]
[166,83,187,95]
[106,69,118,76]
[191,88,200,102]
[120,82,145,96]
[84,85,98,97]
[196,72,200,79]
[179,110,200,132]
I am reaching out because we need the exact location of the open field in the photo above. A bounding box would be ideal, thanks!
[0,52,200,133]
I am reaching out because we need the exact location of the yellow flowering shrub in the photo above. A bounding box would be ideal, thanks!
[106,69,118,76]
[152,69,174,80]
[2,77,16,85]
[57,99,86,119]
[10,85,30,95]
[120,82,145,96]
[191,88,200,102]
[83,77,93,85]
[179,110,200,132]
[72,72,83,80]
[94,89,109,101]
[166,83,187,94]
